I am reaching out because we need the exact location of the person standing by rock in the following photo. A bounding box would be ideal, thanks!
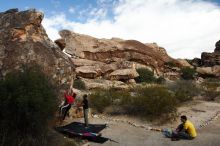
[82,94,89,127]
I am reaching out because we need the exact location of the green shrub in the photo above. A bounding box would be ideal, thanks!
[168,80,199,102]
[89,89,113,113]
[165,61,177,67]
[201,79,220,101]
[135,68,156,83]
[0,65,58,146]
[73,79,86,90]
[203,90,220,101]
[156,76,166,84]
[90,86,178,121]
[121,86,177,118]
[90,88,131,113]
[201,79,220,90]
[180,67,196,80]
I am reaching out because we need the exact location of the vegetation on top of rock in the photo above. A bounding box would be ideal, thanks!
[165,61,178,68]
[0,65,58,146]
[180,67,196,80]
[135,68,157,83]
[156,76,166,84]
[134,68,165,84]
[73,78,86,90]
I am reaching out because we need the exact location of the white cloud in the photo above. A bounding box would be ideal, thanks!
[24,6,30,10]
[42,0,220,59]
[68,6,75,14]
[42,14,74,40]
[89,8,108,20]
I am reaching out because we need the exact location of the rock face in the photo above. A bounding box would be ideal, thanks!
[201,52,220,66]
[0,9,75,86]
[201,40,220,66]
[196,40,220,78]
[145,43,168,55]
[75,66,102,79]
[55,39,66,51]
[196,65,220,77]
[57,30,183,81]
[215,40,220,53]
[191,58,202,67]
[176,59,193,68]
[109,69,139,81]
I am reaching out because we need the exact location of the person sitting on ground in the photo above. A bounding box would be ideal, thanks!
[59,89,76,121]
[171,115,197,140]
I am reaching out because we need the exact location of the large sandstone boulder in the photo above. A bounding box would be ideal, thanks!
[192,40,220,78]
[145,43,168,56]
[196,65,220,77]
[163,72,181,80]
[71,58,105,67]
[201,40,220,66]
[0,9,74,86]
[176,59,193,68]
[191,58,202,67]
[57,30,176,76]
[215,40,220,53]
[55,38,66,51]
[100,63,118,76]
[201,52,220,66]
[75,66,101,79]
[109,69,139,81]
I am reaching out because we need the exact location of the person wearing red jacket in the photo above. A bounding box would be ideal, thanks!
[60,89,76,120]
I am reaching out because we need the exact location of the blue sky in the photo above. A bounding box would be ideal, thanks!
[1,0,219,21]
[0,0,118,22]
[1,0,220,58]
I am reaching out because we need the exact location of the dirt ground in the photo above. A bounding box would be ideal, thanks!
[64,100,220,146]
[90,118,220,146]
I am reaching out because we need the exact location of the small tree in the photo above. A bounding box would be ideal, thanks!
[180,67,196,80]
[168,80,200,102]
[165,61,177,68]
[73,79,86,90]
[135,68,156,83]
[119,86,177,120]
[156,76,166,84]
[89,89,113,113]
[0,65,58,146]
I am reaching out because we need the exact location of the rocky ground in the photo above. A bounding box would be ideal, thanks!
[62,100,220,146]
